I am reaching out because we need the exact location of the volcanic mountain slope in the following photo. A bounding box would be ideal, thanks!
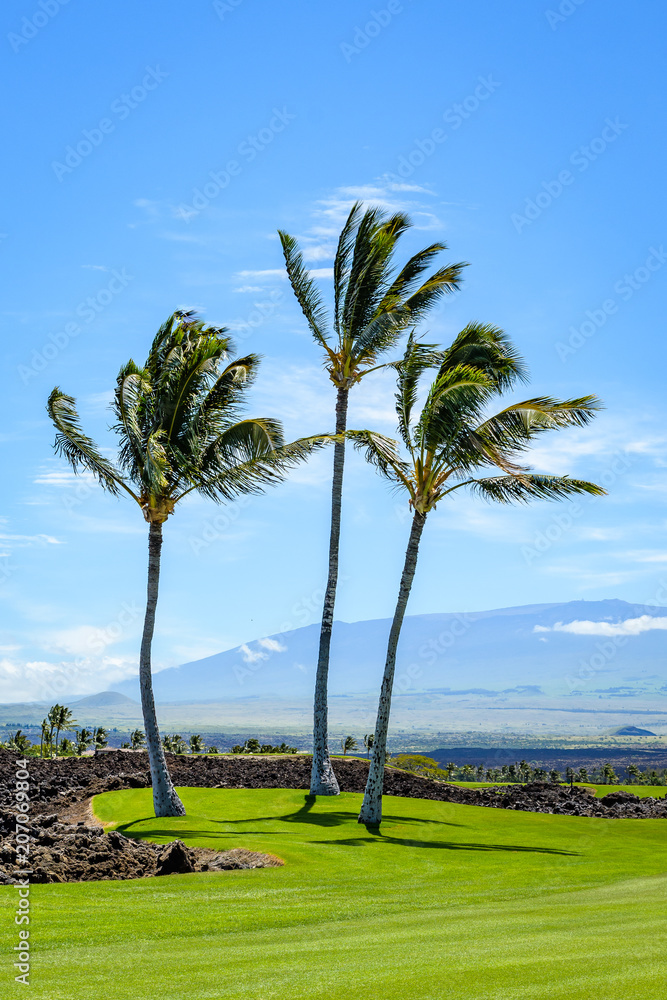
[112,599,667,705]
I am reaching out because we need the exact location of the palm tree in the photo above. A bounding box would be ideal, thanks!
[353,330,604,824]
[341,735,358,755]
[47,311,324,817]
[130,728,146,749]
[363,733,375,758]
[74,727,94,755]
[6,730,32,753]
[48,704,77,755]
[445,762,457,781]
[279,204,466,795]
[92,726,108,749]
[189,734,206,754]
[39,720,51,758]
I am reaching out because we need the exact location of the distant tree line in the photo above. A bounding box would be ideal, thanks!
[386,755,667,786]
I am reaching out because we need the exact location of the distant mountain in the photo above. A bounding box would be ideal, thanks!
[112,599,667,707]
[72,692,140,709]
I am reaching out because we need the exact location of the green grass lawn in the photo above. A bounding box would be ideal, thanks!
[2,787,666,999]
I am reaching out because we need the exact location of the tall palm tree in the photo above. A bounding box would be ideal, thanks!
[352,329,605,824]
[279,203,466,795]
[47,311,324,817]
[48,704,77,755]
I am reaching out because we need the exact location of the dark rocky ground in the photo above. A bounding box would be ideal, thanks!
[427,746,667,776]
[1,748,665,884]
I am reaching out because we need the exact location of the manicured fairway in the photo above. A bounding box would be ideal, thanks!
[3,787,666,999]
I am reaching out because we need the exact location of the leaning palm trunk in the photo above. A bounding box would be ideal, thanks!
[358,510,426,825]
[310,387,348,795]
[140,521,185,818]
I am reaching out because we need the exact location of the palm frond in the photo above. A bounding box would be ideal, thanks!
[477,396,604,451]
[401,262,467,321]
[376,242,448,312]
[341,207,392,336]
[278,231,331,350]
[333,202,363,338]
[416,365,495,455]
[47,388,136,499]
[440,322,528,390]
[348,309,411,369]
[346,429,412,492]
[459,474,606,504]
[190,434,333,503]
[112,362,151,479]
[393,334,443,448]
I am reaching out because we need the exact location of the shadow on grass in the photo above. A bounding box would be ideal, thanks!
[110,793,465,840]
[315,833,580,855]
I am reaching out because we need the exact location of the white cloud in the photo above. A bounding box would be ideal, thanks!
[0,653,139,703]
[239,643,268,664]
[258,637,286,653]
[233,285,263,293]
[0,532,61,546]
[235,269,286,280]
[33,469,95,488]
[301,245,334,262]
[308,268,334,279]
[534,615,667,637]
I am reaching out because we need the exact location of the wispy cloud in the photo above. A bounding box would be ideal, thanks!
[235,269,286,280]
[535,615,667,637]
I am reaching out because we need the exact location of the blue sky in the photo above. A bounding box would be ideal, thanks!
[1,0,666,702]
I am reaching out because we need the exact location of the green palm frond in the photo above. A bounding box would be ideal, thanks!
[278,230,331,350]
[415,365,495,455]
[401,262,467,321]
[341,208,395,337]
[376,242,449,313]
[348,309,411,369]
[477,396,603,451]
[333,202,363,337]
[346,429,412,492]
[47,388,137,500]
[190,355,261,435]
[394,334,443,448]
[439,322,528,390]
[113,362,152,480]
[191,434,333,503]
[360,326,603,515]
[460,474,606,504]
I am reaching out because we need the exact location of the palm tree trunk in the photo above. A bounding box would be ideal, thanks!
[358,509,426,825]
[310,386,349,795]
[140,521,186,818]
